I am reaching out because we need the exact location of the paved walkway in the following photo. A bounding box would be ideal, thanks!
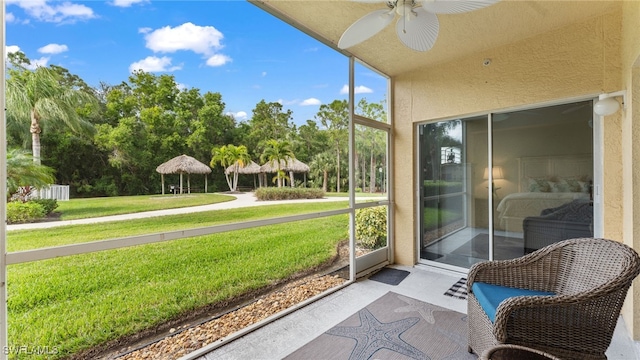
[7,193,382,231]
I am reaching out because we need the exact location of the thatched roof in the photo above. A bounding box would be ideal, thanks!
[156,154,212,175]
[260,158,310,173]
[225,160,261,175]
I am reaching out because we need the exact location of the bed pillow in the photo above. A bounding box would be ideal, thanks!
[563,178,585,192]
[528,178,552,192]
[550,179,570,193]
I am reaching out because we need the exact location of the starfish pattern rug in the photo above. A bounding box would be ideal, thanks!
[284,292,476,360]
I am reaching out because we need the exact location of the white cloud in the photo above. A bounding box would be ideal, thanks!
[278,98,298,106]
[25,57,50,70]
[5,46,47,69]
[8,0,95,23]
[261,71,267,77]
[6,45,21,55]
[6,12,15,22]
[226,111,248,120]
[142,22,232,67]
[340,84,374,95]
[300,98,321,106]
[38,43,68,54]
[144,22,224,55]
[111,0,148,7]
[129,56,182,73]
[206,54,231,67]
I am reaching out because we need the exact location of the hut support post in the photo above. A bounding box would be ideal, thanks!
[290,171,294,188]
[188,174,191,194]
[180,173,183,194]
[161,174,165,195]
[205,176,208,193]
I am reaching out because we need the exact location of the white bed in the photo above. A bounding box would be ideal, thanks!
[496,155,592,232]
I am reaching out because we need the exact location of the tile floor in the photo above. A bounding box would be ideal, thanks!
[192,265,639,360]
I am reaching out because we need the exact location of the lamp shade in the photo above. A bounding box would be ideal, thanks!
[483,166,504,180]
[594,97,620,116]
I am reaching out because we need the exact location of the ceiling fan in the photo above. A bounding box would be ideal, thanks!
[338,0,499,52]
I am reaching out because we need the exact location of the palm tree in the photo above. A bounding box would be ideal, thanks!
[210,144,251,192]
[6,148,56,200]
[261,139,295,188]
[6,60,97,165]
[310,151,335,192]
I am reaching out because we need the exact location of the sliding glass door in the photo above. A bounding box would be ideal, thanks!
[418,116,488,268]
[419,101,594,269]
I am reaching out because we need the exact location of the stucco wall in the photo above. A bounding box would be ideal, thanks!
[394,5,640,340]
[620,0,640,341]
[393,10,622,262]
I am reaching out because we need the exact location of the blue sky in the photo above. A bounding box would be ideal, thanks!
[5,0,388,126]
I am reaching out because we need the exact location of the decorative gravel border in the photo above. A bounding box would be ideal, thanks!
[115,274,347,360]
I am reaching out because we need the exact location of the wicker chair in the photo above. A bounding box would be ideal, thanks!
[481,344,562,360]
[467,238,640,360]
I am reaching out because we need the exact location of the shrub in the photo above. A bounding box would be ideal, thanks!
[355,206,387,249]
[255,187,325,201]
[31,198,59,215]
[7,201,46,224]
[423,181,463,197]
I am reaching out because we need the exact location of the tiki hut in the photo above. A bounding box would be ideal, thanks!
[156,154,212,194]
[225,160,261,190]
[259,158,310,187]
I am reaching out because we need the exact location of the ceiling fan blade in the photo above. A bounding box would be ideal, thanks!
[420,0,499,14]
[338,9,395,49]
[395,7,439,52]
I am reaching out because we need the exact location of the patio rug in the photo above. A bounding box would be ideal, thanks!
[452,233,524,260]
[444,278,468,300]
[284,291,476,360]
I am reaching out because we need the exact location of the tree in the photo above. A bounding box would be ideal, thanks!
[261,139,295,188]
[315,100,348,192]
[356,99,387,193]
[293,119,328,164]
[211,144,251,192]
[96,71,232,194]
[6,148,56,200]
[420,121,460,182]
[309,151,335,192]
[6,53,98,165]
[247,100,295,159]
[186,91,237,161]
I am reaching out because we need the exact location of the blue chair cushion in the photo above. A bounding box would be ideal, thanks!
[472,282,555,323]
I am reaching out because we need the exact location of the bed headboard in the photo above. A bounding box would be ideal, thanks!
[517,154,593,192]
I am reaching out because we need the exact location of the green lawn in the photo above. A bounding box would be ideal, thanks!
[7,202,348,359]
[54,193,235,220]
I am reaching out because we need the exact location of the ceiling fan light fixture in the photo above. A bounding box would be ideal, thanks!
[396,2,414,16]
[340,0,499,51]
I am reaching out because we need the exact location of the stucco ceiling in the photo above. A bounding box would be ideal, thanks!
[253,0,620,77]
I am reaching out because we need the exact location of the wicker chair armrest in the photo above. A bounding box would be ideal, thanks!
[467,248,559,291]
[492,292,623,344]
